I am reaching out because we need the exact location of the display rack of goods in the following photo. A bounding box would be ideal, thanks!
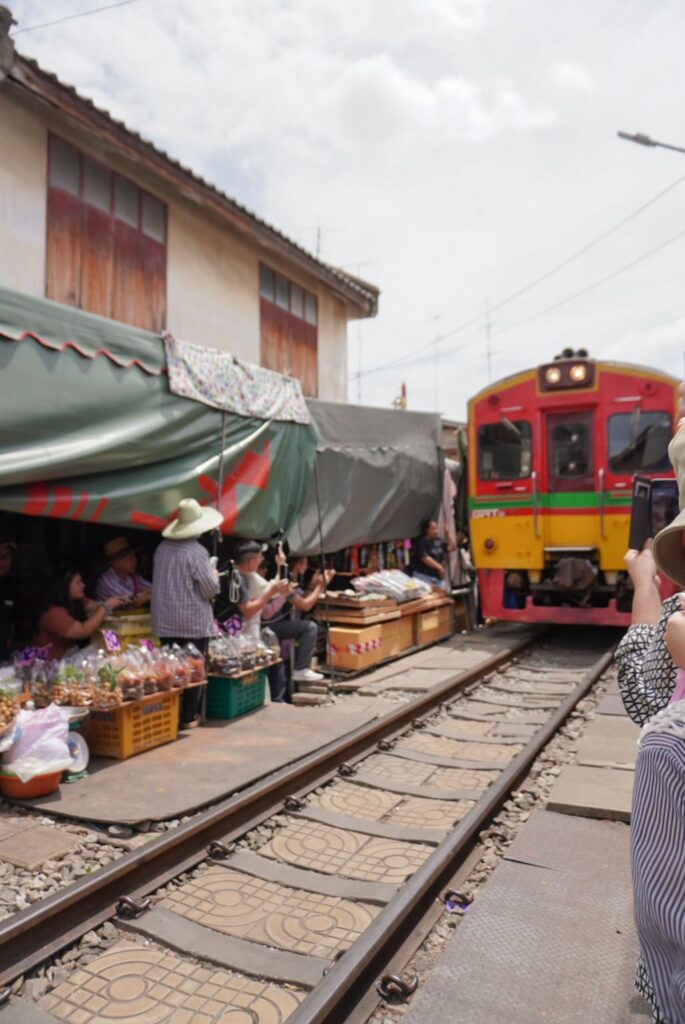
[351,569,431,603]
[85,689,180,760]
[102,611,152,638]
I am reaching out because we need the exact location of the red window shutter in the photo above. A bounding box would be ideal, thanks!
[45,186,82,308]
[260,299,318,397]
[80,204,113,317]
[112,219,145,328]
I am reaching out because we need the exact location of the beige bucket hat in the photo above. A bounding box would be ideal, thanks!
[652,424,685,586]
[162,499,224,541]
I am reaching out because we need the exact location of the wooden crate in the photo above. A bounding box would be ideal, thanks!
[415,603,453,646]
[328,624,382,671]
[398,614,415,652]
[379,620,401,661]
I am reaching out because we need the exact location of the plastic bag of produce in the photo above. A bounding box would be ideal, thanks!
[2,704,71,783]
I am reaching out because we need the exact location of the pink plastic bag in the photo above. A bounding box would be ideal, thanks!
[670,669,685,705]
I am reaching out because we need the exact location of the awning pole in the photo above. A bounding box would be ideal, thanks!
[313,460,335,685]
[214,411,228,557]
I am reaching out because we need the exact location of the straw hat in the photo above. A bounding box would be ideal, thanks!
[653,425,685,586]
[162,499,224,541]
[104,537,138,563]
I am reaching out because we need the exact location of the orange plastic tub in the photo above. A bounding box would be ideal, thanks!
[0,770,62,799]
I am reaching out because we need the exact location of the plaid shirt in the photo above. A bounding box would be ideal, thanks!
[95,566,152,602]
[151,539,220,639]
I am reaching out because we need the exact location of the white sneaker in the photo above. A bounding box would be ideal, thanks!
[292,668,325,683]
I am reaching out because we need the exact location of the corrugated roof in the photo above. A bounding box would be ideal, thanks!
[7,52,379,317]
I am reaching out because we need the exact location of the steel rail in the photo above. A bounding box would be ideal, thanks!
[286,645,615,1024]
[0,630,539,987]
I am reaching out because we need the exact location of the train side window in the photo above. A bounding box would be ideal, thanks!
[607,411,672,473]
[478,420,532,480]
[550,422,590,478]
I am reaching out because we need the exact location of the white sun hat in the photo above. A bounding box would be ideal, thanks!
[162,499,224,541]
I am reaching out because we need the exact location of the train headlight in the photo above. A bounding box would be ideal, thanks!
[545,366,562,385]
[570,363,587,383]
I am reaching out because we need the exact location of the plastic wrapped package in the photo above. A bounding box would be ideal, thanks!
[2,704,72,783]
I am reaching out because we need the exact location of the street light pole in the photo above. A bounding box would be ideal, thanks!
[618,130,685,156]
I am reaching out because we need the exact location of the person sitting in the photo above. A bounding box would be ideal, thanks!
[411,518,455,592]
[234,541,291,645]
[36,569,125,661]
[259,554,328,684]
[96,537,152,607]
[0,541,18,662]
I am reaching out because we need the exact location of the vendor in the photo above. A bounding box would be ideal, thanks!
[412,519,455,592]
[36,569,126,661]
[96,537,152,607]
[151,498,223,728]
[0,542,17,662]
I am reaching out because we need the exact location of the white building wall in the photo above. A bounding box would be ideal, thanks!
[0,88,352,401]
[0,91,47,297]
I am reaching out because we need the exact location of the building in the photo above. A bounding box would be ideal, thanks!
[0,10,378,401]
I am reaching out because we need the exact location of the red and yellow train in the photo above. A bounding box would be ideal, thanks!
[467,350,678,626]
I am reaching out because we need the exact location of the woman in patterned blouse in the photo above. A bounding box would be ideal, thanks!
[616,405,685,1024]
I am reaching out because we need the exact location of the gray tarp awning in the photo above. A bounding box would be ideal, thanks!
[290,399,443,555]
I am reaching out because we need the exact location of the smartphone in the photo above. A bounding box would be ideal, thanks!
[629,475,679,550]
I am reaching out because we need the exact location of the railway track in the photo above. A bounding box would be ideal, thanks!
[0,629,616,1024]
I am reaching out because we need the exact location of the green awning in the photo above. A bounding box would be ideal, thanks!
[0,286,317,537]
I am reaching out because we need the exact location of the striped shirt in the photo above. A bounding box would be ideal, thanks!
[95,566,152,602]
[151,539,219,639]
[632,730,685,1024]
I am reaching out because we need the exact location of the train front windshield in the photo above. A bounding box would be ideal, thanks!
[607,411,672,473]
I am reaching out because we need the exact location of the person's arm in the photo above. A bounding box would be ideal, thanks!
[41,604,111,641]
[625,542,662,626]
[616,595,680,725]
[240,579,290,621]
[421,555,445,577]
[191,549,221,600]
[293,581,324,614]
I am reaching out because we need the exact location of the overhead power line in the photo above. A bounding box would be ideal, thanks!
[352,225,685,378]
[351,173,685,380]
[13,0,141,35]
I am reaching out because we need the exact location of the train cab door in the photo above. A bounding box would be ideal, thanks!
[544,411,597,551]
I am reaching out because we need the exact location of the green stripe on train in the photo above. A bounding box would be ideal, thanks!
[468,491,632,511]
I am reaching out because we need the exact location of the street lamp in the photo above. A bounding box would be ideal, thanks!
[618,131,685,156]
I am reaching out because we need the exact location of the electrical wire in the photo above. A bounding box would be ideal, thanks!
[351,173,685,380]
[13,0,142,35]
[355,226,685,377]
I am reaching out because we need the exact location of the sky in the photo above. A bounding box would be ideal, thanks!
[9,0,685,419]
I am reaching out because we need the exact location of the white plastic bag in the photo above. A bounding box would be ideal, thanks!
[2,704,71,783]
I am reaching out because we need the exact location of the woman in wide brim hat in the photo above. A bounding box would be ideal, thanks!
[162,499,224,541]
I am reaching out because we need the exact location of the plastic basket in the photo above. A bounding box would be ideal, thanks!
[206,670,266,720]
[85,689,180,760]
[0,770,62,799]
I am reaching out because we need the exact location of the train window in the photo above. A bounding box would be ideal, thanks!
[550,422,590,478]
[607,411,672,474]
[478,420,532,480]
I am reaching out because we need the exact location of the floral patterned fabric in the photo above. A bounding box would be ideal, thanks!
[164,335,311,425]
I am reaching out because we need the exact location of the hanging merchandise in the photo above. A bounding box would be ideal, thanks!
[403,538,412,567]
[350,546,360,573]
[386,543,396,570]
[378,544,385,571]
[359,546,369,570]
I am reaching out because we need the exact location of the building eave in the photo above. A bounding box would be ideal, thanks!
[6,54,379,319]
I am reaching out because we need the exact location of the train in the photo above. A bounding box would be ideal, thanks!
[467,350,678,626]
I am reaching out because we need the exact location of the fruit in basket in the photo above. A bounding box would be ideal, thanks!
[0,689,19,735]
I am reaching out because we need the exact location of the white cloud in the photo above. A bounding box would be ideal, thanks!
[9,0,685,417]
[549,60,595,94]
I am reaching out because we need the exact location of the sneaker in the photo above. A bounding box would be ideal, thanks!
[291,668,324,683]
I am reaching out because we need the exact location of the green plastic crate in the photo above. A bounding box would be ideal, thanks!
[206,670,266,720]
